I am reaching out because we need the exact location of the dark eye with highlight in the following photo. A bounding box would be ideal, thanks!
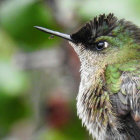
[95,41,108,51]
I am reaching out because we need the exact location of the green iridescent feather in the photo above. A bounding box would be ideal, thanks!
[105,60,140,94]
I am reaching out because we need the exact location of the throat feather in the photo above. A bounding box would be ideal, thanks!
[77,67,112,127]
[76,66,122,139]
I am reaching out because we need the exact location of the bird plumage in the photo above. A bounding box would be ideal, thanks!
[70,14,140,140]
[35,13,140,140]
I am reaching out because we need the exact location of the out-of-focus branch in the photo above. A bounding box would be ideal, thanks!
[13,48,64,70]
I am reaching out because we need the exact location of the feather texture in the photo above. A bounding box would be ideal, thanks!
[111,70,140,139]
[71,13,117,46]
[69,13,140,140]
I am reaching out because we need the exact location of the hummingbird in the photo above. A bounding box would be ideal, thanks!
[34,13,140,140]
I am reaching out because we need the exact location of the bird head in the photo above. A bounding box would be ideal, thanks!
[35,13,140,71]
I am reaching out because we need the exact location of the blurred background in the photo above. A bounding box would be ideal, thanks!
[0,0,140,140]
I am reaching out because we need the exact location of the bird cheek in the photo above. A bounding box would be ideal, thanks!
[69,42,86,55]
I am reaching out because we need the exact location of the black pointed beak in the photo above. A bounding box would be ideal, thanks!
[34,26,73,42]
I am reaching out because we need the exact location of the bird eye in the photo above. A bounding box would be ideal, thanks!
[95,41,108,51]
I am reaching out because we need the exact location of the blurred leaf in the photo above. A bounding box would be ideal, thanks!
[61,105,87,140]
[41,129,68,140]
[0,61,29,96]
[0,29,17,60]
[0,94,31,137]
[0,0,60,51]
[76,0,140,26]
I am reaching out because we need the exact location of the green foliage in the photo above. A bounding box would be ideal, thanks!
[0,28,31,137]
[41,129,68,140]
[0,61,31,137]
[76,0,140,26]
[0,29,17,60]
[0,62,29,95]
[0,93,30,137]
[61,114,87,140]
[0,0,60,51]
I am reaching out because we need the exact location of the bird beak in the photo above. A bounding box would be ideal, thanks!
[34,26,73,42]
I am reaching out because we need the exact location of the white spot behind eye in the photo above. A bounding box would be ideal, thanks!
[104,42,108,48]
